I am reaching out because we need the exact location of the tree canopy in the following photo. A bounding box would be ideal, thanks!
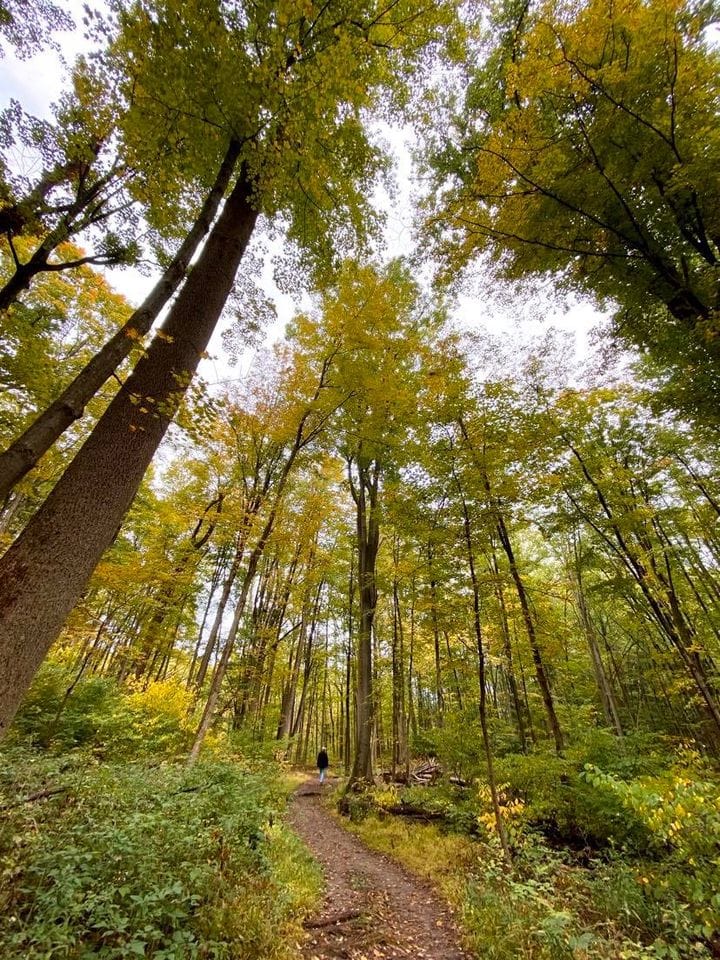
[426,0,720,416]
[2,2,720,957]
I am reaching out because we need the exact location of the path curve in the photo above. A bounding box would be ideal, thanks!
[288,779,469,960]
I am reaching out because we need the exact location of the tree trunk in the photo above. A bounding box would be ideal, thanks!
[572,538,624,737]
[188,561,257,764]
[194,529,253,690]
[344,550,354,773]
[391,565,408,777]
[456,417,563,753]
[458,482,512,866]
[0,140,241,501]
[0,169,257,738]
[277,626,304,741]
[491,546,528,750]
[408,593,417,740]
[348,458,380,787]
[495,512,565,754]
[567,439,720,738]
[187,544,230,687]
[429,557,445,723]
[290,586,322,738]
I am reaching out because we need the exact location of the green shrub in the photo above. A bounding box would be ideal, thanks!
[10,662,197,758]
[586,858,665,943]
[494,743,655,852]
[106,680,195,757]
[10,661,124,749]
[412,714,486,780]
[0,748,320,959]
[585,762,720,955]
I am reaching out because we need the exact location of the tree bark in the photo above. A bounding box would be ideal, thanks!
[0,140,241,501]
[0,168,257,738]
[348,457,380,787]
[457,479,512,866]
[495,511,565,754]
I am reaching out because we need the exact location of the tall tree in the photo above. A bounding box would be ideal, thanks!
[0,137,241,500]
[0,0,451,737]
[292,260,436,785]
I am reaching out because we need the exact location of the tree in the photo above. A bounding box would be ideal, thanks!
[547,384,720,744]
[0,66,140,311]
[0,137,241,500]
[0,237,133,537]
[0,0,73,59]
[187,345,340,762]
[427,0,720,414]
[291,260,436,785]
[0,0,452,738]
[0,239,131,441]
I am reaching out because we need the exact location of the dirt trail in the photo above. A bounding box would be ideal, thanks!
[288,779,469,960]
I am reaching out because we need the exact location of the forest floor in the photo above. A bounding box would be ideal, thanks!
[287,778,469,960]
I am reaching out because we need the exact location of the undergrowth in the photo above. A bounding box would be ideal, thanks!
[0,661,323,959]
[338,736,720,960]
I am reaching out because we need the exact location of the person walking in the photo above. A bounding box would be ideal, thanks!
[317,746,329,784]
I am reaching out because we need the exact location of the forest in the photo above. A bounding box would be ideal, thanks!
[0,0,719,957]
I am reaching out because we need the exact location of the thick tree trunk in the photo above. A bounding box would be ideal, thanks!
[0,140,241,502]
[348,459,380,788]
[0,170,257,738]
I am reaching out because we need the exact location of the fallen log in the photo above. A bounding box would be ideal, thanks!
[448,775,470,788]
[383,803,446,821]
[378,801,482,837]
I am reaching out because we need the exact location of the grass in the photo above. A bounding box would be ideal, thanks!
[333,792,713,960]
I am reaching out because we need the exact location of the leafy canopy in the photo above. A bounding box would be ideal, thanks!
[426,0,720,413]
